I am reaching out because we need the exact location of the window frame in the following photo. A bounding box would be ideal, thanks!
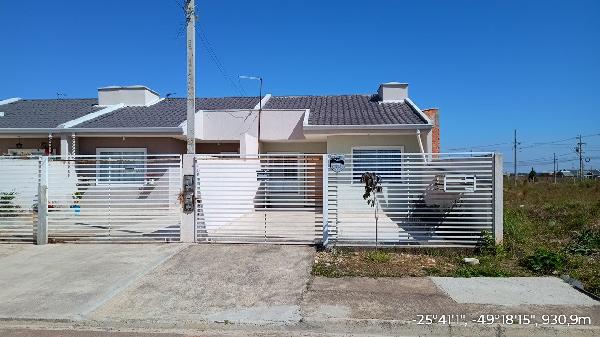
[266,152,303,195]
[351,146,405,184]
[95,147,148,185]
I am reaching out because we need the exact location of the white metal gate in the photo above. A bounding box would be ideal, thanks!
[328,153,496,247]
[45,154,182,242]
[0,157,40,242]
[195,154,324,243]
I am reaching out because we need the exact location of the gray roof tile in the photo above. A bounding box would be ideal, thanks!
[0,99,102,128]
[77,97,259,128]
[263,95,427,125]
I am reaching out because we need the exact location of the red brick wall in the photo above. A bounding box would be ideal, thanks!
[422,108,440,153]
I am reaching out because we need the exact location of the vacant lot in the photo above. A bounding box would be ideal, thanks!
[314,180,600,297]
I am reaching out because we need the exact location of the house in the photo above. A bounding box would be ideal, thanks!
[0,82,440,161]
[1,83,506,247]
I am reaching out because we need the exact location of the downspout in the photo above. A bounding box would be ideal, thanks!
[416,129,428,163]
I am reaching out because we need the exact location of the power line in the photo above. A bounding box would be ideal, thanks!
[446,142,511,151]
[197,24,247,97]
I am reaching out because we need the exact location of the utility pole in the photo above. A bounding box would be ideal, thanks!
[513,129,519,185]
[553,152,557,184]
[185,0,196,154]
[576,134,585,179]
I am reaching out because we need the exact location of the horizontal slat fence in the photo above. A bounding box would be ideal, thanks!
[46,155,182,242]
[0,157,40,242]
[195,154,323,244]
[328,153,495,247]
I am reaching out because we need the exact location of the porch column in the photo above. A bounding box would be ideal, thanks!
[60,136,69,158]
[58,133,77,158]
[240,132,259,156]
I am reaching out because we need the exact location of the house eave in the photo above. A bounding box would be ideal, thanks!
[303,123,433,134]
[0,127,183,135]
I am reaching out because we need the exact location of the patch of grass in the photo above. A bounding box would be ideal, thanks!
[566,229,600,256]
[364,250,391,263]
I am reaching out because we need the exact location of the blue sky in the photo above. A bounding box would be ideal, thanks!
[1,0,599,172]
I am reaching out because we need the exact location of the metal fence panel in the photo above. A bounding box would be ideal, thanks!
[195,154,324,244]
[0,157,40,242]
[328,153,495,247]
[46,155,182,242]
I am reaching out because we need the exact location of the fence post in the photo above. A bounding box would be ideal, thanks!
[493,153,504,244]
[37,156,48,245]
[322,155,329,247]
[180,154,196,243]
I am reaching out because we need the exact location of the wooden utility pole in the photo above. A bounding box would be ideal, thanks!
[185,0,196,154]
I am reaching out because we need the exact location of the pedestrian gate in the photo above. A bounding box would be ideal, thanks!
[195,154,324,244]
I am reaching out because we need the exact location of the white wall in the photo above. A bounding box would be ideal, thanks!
[260,109,306,141]
[326,134,426,154]
[202,110,258,140]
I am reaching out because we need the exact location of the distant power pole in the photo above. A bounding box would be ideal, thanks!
[576,134,586,179]
[185,0,196,154]
[513,129,519,185]
[553,152,557,184]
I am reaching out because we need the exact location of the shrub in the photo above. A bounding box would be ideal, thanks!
[522,248,566,274]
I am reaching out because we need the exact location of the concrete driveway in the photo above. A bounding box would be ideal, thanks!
[0,244,314,324]
[90,244,315,324]
[0,244,187,320]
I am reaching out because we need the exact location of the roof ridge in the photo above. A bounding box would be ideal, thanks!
[272,94,371,98]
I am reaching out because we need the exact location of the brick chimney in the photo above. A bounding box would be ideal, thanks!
[422,108,440,153]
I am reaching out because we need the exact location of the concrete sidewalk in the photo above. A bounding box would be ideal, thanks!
[0,243,598,336]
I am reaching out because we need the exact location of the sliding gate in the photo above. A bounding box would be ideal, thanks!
[195,154,324,244]
[194,153,498,247]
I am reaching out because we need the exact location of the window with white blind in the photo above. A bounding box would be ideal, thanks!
[352,147,403,183]
[96,148,147,184]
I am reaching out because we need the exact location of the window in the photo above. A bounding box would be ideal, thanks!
[352,147,403,183]
[96,148,147,184]
[267,153,301,194]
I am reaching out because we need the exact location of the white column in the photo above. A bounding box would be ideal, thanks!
[240,133,259,156]
[60,136,69,159]
[493,153,504,244]
[180,154,196,242]
[37,156,48,245]
[322,155,329,247]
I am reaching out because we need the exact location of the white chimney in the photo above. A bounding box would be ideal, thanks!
[98,85,160,106]
[378,82,408,102]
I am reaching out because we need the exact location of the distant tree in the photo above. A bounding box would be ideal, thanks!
[528,167,537,182]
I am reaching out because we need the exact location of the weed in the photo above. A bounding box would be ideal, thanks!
[522,248,566,274]
[566,229,600,256]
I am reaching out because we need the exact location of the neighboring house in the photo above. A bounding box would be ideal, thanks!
[0,82,440,161]
[585,169,600,180]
